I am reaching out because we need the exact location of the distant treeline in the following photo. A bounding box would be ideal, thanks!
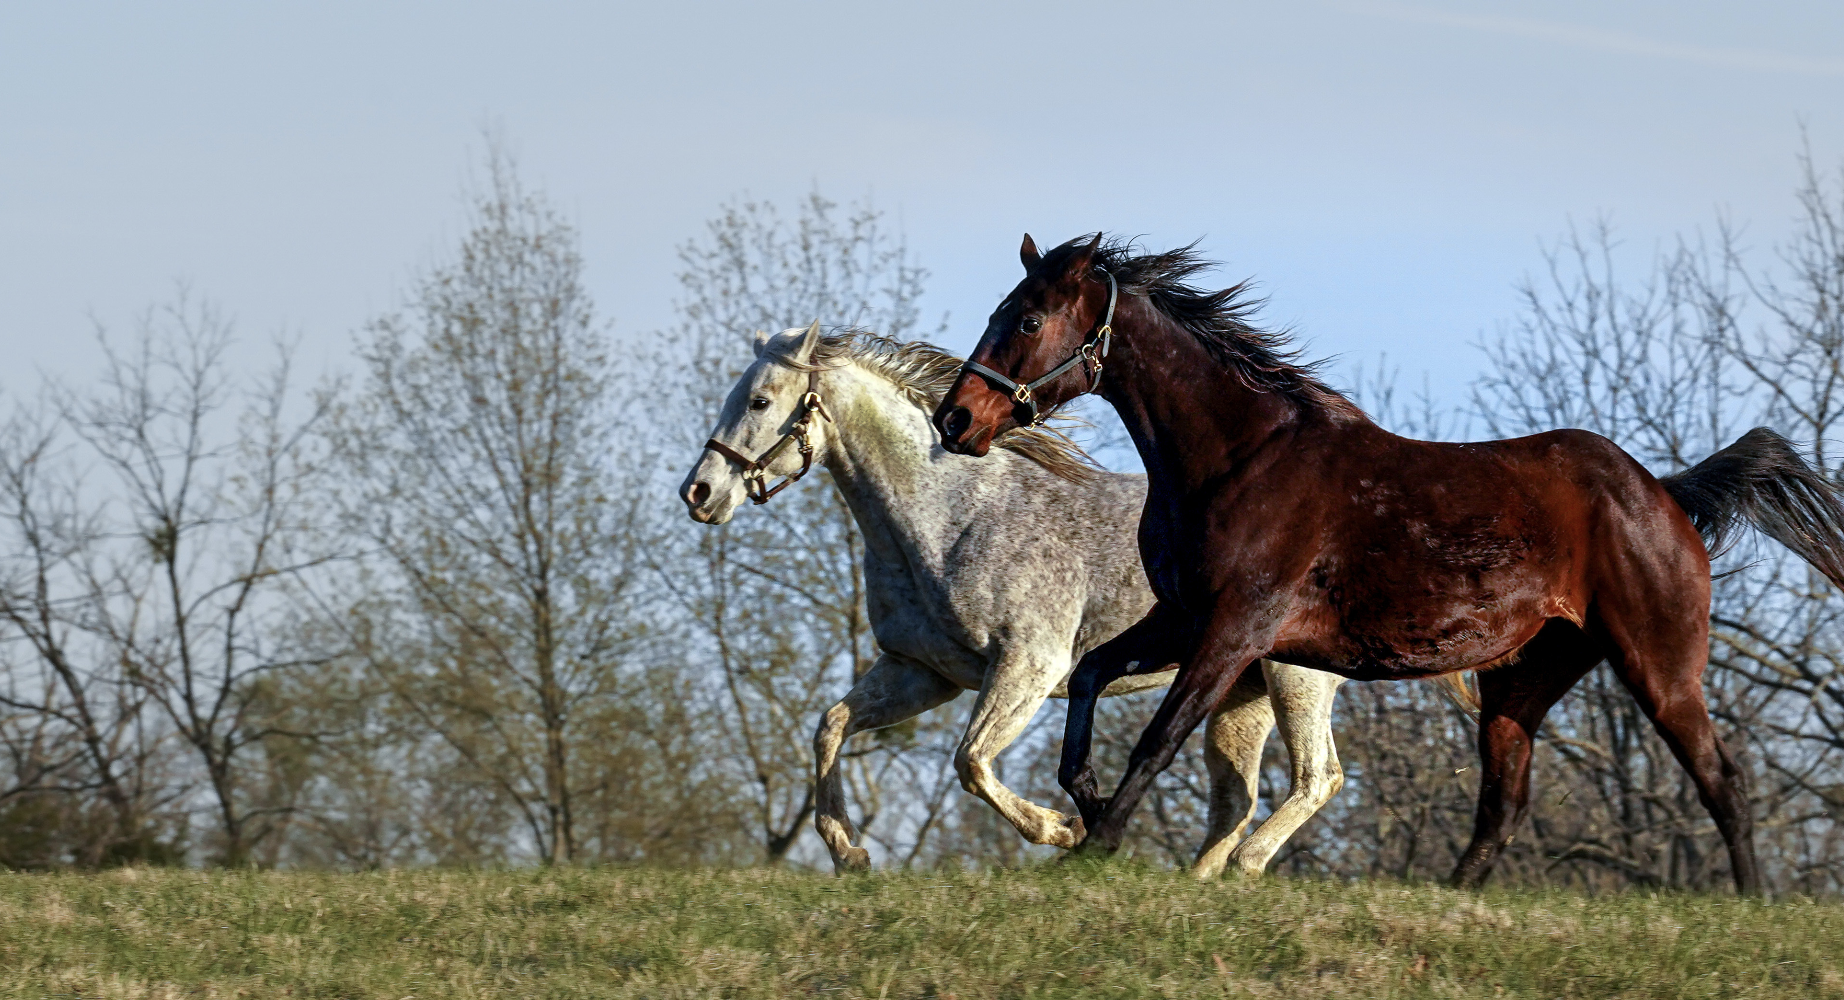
[3,144,1843,896]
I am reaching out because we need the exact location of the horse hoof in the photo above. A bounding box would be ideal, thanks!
[1050,814,1086,849]
[1074,796,1114,832]
[834,847,872,873]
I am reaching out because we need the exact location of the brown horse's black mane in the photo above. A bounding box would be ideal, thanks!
[1046,235,1359,417]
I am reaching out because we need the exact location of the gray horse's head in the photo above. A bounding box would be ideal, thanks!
[681,322,833,524]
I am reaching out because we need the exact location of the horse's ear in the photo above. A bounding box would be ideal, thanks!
[1020,233,1041,271]
[751,329,773,357]
[794,320,823,362]
[1063,233,1103,283]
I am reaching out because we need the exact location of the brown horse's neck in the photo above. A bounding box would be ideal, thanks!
[1097,297,1355,494]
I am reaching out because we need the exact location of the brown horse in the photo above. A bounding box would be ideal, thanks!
[932,234,1844,893]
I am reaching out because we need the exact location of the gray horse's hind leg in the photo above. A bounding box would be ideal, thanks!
[814,653,961,873]
[1193,666,1274,878]
[1218,662,1345,875]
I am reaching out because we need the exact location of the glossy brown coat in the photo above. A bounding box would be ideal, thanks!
[934,235,1844,893]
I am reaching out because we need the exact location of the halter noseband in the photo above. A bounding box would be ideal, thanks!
[961,267,1118,427]
[703,367,833,505]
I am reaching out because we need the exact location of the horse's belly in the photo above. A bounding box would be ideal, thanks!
[865,565,998,691]
[1278,590,1552,680]
[871,617,988,690]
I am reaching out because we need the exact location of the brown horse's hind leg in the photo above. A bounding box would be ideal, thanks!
[1451,621,1600,889]
[1603,637,1762,895]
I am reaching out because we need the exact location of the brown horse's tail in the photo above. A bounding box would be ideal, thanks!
[1659,427,1844,587]
[1433,672,1481,720]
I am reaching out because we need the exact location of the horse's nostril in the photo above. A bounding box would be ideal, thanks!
[943,407,972,441]
[687,481,711,506]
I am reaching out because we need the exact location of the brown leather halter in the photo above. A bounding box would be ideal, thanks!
[704,368,832,505]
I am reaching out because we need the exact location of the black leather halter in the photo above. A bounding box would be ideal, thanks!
[704,368,832,505]
[961,267,1118,426]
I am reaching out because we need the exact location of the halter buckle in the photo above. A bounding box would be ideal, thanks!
[1013,384,1033,405]
[741,465,770,505]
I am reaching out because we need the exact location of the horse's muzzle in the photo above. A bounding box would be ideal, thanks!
[683,480,719,523]
[934,372,1013,457]
[937,407,997,457]
[940,406,972,443]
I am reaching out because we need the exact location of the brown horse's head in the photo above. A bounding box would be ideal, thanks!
[933,233,1112,456]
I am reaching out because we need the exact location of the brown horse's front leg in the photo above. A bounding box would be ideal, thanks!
[1085,620,1278,853]
[1058,604,1190,837]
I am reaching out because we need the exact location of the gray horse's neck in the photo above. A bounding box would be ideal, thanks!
[816,365,974,562]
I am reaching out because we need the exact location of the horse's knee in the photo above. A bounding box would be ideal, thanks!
[954,746,989,795]
[813,703,851,757]
[1068,657,1126,701]
[1294,777,1337,813]
[1308,762,1345,803]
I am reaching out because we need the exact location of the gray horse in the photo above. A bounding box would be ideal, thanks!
[680,323,1348,875]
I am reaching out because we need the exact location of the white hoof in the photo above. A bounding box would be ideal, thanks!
[1037,813,1085,851]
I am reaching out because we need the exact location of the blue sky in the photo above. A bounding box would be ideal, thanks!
[3,1,1841,414]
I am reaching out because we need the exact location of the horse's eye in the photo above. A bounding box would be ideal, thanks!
[1021,315,1043,334]
[750,397,771,411]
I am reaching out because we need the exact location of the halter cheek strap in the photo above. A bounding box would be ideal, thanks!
[704,368,832,505]
[961,267,1117,426]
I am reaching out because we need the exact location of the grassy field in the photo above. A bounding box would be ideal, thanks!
[1,863,1841,999]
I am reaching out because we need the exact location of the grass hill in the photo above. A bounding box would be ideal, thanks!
[2,862,1841,998]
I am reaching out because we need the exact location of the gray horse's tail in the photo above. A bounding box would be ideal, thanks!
[1660,427,1844,588]
[1434,672,1481,720]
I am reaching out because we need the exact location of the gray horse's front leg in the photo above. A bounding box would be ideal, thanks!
[956,647,1085,849]
[814,653,961,873]
[1059,604,1190,836]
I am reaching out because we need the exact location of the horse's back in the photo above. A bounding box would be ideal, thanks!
[1436,428,1704,559]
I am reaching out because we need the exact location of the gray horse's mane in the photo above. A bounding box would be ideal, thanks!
[784,331,1099,482]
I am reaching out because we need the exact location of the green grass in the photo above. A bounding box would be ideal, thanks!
[1,863,1841,999]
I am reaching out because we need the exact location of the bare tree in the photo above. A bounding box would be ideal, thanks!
[49,296,334,866]
[1449,154,1844,894]
[1689,149,1844,895]
[0,406,167,866]
[328,148,657,866]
